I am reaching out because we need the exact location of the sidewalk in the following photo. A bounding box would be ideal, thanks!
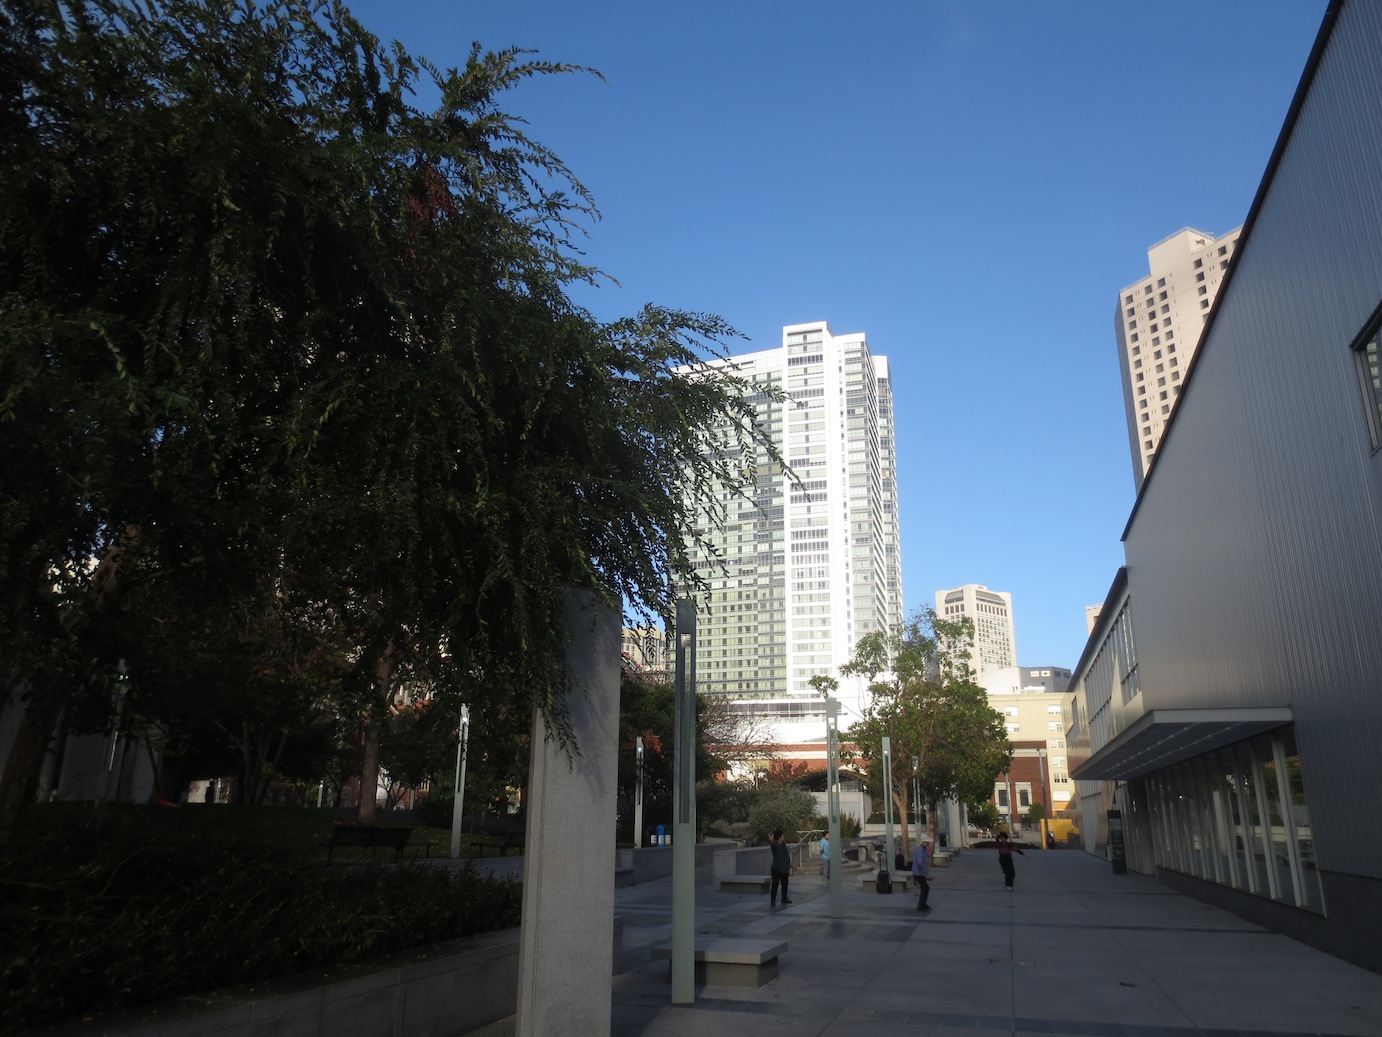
[479,845,1382,1036]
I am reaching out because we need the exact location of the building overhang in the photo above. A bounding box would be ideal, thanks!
[1070,707,1294,781]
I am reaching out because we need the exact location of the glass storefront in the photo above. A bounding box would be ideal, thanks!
[1145,727,1323,913]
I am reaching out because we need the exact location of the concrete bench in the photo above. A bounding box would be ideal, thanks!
[717,874,772,894]
[932,851,951,867]
[650,937,787,987]
[860,872,911,892]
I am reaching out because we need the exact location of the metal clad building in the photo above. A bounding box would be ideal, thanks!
[1069,0,1382,972]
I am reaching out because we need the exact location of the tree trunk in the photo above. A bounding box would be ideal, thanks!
[358,713,380,822]
[356,652,395,823]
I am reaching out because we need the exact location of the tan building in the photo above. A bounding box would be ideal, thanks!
[1115,226,1241,488]
[977,683,1071,814]
[935,584,1015,674]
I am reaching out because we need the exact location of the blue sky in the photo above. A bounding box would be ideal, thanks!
[348,0,1326,668]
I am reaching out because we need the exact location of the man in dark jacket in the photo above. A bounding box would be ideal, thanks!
[769,830,793,906]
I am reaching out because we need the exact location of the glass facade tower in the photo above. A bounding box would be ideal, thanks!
[681,321,903,744]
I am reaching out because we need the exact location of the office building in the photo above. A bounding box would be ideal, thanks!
[681,321,903,744]
[1067,0,1382,973]
[1116,226,1240,488]
[935,584,1016,674]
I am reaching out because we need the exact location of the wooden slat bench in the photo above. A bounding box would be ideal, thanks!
[650,937,787,988]
[327,824,413,862]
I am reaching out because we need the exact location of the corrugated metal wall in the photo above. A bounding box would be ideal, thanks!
[1123,0,1382,878]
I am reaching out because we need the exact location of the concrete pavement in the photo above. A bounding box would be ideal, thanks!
[474,844,1382,1036]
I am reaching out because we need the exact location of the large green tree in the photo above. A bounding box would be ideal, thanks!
[839,609,1011,852]
[0,0,776,834]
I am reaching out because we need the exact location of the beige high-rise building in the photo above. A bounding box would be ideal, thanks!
[935,584,1015,674]
[1116,226,1241,488]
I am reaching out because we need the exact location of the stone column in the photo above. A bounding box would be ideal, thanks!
[515,589,620,1036]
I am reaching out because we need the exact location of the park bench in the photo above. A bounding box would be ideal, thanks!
[497,828,525,855]
[650,937,787,988]
[327,824,413,862]
[716,874,772,894]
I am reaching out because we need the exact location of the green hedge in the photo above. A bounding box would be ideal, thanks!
[0,806,521,1033]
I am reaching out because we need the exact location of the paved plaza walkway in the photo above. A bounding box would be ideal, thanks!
[479,844,1382,1036]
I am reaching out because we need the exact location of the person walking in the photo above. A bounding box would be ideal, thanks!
[911,835,933,911]
[818,832,831,881]
[996,831,1025,889]
[769,829,793,906]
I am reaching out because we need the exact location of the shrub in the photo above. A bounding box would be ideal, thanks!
[809,812,862,838]
[745,782,816,844]
[0,805,521,1032]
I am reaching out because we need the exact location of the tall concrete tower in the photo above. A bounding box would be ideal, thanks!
[1116,226,1241,488]
[934,584,1016,675]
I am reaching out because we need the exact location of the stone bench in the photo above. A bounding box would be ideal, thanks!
[932,851,952,867]
[650,937,787,987]
[860,872,911,892]
[717,874,772,894]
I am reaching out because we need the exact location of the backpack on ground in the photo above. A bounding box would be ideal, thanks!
[875,867,892,893]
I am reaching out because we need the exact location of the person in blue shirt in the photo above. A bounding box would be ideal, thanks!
[818,832,831,880]
[912,836,933,911]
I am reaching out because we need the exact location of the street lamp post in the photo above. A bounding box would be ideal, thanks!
[882,737,895,872]
[671,601,697,1005]
[635,736,645,848]
[449,706,471,859]
[911,755,920,845]
[1037,748,1049,849]
[826,697,843,918]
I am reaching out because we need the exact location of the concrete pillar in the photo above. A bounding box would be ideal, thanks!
[515,589,620,1036]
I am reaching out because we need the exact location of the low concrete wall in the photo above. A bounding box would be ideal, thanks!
[713,845,771,880]
[37,921,624,1037]
[616,843,718,885]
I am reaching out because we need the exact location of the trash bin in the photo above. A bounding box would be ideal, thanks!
[938,832,947,848]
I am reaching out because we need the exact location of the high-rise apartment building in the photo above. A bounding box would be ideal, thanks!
[681,321,903,743]
[935,584,1015,674]
[1116,226,1241,488]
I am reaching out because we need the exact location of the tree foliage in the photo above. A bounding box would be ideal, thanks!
[0,0,778,834]
[839,608,1011,851]
[744,780,816,846]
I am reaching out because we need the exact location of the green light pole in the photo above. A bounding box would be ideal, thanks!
[449,706,470,858]
[911,754,921,846]
[634,736,645,848]
[671,601,697,1004]
[882,736,896,872]
[826,697,843,917]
